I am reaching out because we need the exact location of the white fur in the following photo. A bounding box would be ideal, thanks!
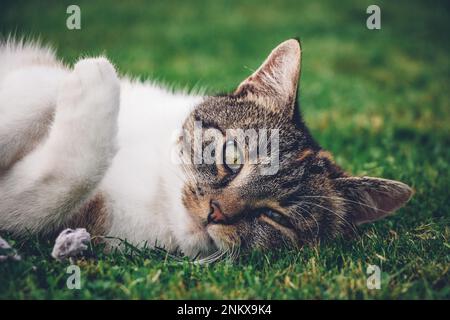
[0,40,213,257]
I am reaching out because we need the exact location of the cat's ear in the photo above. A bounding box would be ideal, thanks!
[234,39,301,117]
[335,176,413,225]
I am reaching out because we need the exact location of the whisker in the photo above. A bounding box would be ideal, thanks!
[300,200,357,235]
[296,206,320,239]
[227,245,240,263]
[299,195,390,214]
[193,248,228,265]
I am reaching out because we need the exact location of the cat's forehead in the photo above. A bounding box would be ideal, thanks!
[190,96,293,130]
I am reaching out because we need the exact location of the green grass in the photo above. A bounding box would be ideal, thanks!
[0,0,449,299]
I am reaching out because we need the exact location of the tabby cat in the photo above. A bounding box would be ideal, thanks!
[0,38,412,259]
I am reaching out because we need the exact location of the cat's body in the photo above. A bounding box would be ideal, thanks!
[0,39,413,259]
[0,40,208,256]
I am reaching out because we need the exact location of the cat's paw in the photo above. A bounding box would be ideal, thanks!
[73,57,119,89]
[58,57,120,118]
[54,57,120,161]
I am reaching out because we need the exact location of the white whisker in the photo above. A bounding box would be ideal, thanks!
[299,195,389,214]
[296,206,320,238]
[300,200,356,234]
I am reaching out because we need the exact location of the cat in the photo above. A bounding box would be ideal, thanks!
[0,38,413,259]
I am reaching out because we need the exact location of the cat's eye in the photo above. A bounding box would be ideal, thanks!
[264,209,292,228]
[223,140,243,172]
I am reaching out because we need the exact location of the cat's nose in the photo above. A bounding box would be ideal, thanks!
[207,200,227,224]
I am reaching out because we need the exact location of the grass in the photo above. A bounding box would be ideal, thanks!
[0,0,449,299]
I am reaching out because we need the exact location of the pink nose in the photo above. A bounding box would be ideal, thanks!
[208,200,227,224]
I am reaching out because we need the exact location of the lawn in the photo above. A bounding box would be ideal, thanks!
[0,0,448,299]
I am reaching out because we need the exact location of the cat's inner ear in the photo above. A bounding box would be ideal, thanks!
[335,176,413,225]
[234,39,301,117]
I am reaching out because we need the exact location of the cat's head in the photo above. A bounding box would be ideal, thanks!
[178,39,413,258]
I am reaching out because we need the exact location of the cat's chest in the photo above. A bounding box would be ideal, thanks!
[96,81,201,247]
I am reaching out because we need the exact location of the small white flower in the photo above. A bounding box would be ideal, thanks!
[0,236,21,262]
[51,228,91,261]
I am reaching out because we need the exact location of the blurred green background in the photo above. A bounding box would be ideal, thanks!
[0,0,448,299]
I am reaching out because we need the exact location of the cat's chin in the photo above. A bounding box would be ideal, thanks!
[184,214,238,253]
[176,209,219,258]
[205,224,239,252]
[181,204,236,257]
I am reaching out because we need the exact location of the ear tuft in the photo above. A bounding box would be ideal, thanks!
[234,39,301,116]
[335,176,413,225]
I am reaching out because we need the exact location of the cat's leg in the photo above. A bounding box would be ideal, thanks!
[0,66,68,171]
[0,57,120,235]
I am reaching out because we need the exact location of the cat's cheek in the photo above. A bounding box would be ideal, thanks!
[181,186,210,221]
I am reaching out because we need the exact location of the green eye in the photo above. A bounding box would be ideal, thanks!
[265,209,291,228]
[223,140,243,172]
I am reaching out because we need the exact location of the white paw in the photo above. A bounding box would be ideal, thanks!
[73,57,119,89]
[58,57,120,117]
[54,57,120,161]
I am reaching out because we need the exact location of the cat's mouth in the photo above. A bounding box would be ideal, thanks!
[184,206,240,253]
[182,202,232,253]
[181,204,218,250]
[181,184,245,252]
